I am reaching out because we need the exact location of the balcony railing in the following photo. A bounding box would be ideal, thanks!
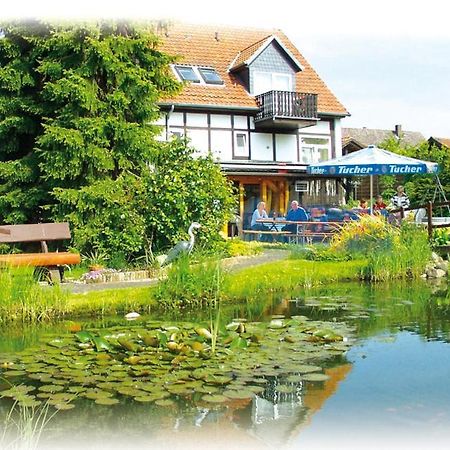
[255,90,318,122]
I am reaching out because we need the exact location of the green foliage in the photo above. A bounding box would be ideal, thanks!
[379,136,448,206]
[143,139,236,251]
[0,20,236,263]
[431,228,450,247]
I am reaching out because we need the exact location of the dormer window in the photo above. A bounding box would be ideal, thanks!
[253,71,293,95]
[174,65,200,83]
[198,67,223,85]
[173,65,223,86]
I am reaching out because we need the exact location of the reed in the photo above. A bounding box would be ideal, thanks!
[0,399,58,450]
[0,267,68,324]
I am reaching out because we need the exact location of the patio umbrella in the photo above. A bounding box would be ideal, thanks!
[307,145,439,213]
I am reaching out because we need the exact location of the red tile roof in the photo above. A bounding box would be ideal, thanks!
[157,22,348,116]
[431,137,450,148]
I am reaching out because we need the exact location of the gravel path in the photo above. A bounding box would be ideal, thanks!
[63,249,290,294]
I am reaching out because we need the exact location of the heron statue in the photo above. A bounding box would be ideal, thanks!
[161,222,201,266]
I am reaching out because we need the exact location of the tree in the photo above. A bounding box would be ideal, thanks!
[0,20,236,263]
[379,137,449,206]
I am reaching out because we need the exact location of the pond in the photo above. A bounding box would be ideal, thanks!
[1,279,450,450]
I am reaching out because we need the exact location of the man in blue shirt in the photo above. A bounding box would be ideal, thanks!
[283,200,309,233]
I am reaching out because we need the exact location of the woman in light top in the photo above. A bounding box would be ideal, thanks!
[250,201,271,241]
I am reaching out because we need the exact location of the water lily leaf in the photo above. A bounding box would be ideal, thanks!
[223,389,254,400]
[92,336,113,352]
[275,385,297,394]
[75,331,94,344]
[201,394,228,403]
[229,337,248,350]
[302,373,330,382]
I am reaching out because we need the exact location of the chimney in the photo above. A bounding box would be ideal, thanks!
[394,124,402,137]
[215,32,220,41]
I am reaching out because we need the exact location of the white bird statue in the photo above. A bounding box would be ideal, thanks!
[162,222,201,266]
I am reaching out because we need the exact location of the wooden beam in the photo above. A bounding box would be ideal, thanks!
[0,252,81,267]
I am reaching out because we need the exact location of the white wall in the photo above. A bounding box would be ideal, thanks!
[251,133,273,161]
[334,118,343,157]
[275,134,297,162]
[158,112,344,164]
[211,130,233,160]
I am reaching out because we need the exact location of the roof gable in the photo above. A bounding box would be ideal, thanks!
[156,22,348,116]
[229,35,303,72]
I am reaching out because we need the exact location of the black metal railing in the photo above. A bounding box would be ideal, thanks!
[255,90,318,121]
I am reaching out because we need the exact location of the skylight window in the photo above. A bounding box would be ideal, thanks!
[198,68,223,85]
[174,65,200,83]
[172,65,224,86]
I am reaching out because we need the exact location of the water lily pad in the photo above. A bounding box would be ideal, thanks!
[302,373,330,382]
[223,389,254,400]
[201,394,228,403]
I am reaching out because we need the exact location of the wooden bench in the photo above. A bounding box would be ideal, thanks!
[0,222,81,282]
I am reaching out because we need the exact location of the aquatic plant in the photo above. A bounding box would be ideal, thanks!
[0,392,59,450]
[155,254,224,309]
[0,316,352,412]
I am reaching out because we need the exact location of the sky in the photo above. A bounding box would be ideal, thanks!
[3,0,450,138]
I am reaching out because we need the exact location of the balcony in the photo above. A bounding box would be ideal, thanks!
[254,90,318,130]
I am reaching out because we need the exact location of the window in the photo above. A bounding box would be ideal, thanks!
[173,65,224,86]
[253,71,293,95]
[174,65,200,83]
[300,137,330,163]
[198,68,223,85]
[233,132,249,159]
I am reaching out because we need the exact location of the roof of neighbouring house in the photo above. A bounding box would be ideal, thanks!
[429,136,450,148]
[156,22,348,116]
[342,126,426,148]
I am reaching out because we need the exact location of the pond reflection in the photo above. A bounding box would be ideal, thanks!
[1,279,450,450]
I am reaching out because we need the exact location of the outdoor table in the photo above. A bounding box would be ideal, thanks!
[256,219,343,244]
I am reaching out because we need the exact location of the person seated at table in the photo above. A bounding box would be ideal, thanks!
[250,201,271,241]
[282,200,308,234]
[354,199,369,215]
[373,195,388,217]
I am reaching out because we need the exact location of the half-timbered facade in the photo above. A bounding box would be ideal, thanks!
[156,23,349,228]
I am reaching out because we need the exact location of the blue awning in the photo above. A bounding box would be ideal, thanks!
[307,145,439,176]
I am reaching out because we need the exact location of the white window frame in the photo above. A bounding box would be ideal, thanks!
[233,131,249,159]
[253,71,293,95]
[299,136,330,164]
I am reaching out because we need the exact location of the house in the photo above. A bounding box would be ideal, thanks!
[155,22,349,228]
[428,136,450,150]
[342,125,426,200]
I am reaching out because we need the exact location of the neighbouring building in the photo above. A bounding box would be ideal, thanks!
[155,22,349,228]
[428,136,450,150]
[342,125,426,200]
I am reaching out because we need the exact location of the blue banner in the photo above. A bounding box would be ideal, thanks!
[308,163,436,176]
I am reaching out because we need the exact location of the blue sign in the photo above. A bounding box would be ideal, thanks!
[308,163,433,176]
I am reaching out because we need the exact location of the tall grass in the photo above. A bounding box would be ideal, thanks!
[329,216,432,281]
[154,254,224,309]
[0,267,68,323]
